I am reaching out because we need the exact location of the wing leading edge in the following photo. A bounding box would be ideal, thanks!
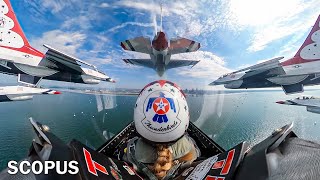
[167,59,199,69]
[122,59,154,69]
[210,57,285,85]
[43,44,92,73]
[42,45,114,82]
[234,57,284,74]
[170,38,200,55]
[121,37,151,54]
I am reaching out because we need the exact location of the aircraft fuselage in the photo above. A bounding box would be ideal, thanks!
[121,31,200,76]
[211,14,320,94]
[0,60,110,84]
[149,32,171,76]
[0,0,114,85]
[276,96,320,114]
[213,60,320,93]
[0,86,60,102]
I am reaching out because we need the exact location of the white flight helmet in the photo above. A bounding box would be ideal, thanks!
[134,80,189,143]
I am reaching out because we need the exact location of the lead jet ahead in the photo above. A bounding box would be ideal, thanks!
[276,95,320,114]
[0,0,114,88]
[121,6,200,76]
[210,15,320,94]
[0,86,60,102]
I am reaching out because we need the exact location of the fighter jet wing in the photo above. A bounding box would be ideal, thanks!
[167,59,199,69]
[169,37,200,55]
[225,56,286,80]
[210,57,286,86]
[122,59,154,68]
[120,36,151,54]
[234,57,285,75]
[42,44,100,74]
[42,45,115,82]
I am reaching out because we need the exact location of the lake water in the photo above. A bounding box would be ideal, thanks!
[1,90,320,170]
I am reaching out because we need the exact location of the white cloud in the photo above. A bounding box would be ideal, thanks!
[99,3,110,8]
[276,17,319,58]
[108,0,319,55]
[30,30,112,65]
[172,50,226,65]
[61,16,92,30]
[29,28,150,71]
[106,49,231,81]
[29,30,117,78]
[24,0,106,29]
[30,30,86,56]
[25,0,319,85]
[113,1,199,17]
[106,22,154,33]
[171,51,231,79]
[183,20,203,37]
[272,33,310,60]
[41,0,76,13]
[42,0,64,13]
[85,56,112,66]
[111,0,229,39]
[230,0,304,26]
[89,35,109,52]
[232,0,320,52]
[113,1,159,13]
[246,16,316,52]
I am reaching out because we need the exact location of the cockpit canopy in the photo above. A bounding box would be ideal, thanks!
[218,73,232,79]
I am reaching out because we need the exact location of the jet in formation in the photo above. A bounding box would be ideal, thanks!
[0,0,114,102]
[210,15,320,94]
[276,95,320,114]
[121,5,200,76]
[0,86,60,102]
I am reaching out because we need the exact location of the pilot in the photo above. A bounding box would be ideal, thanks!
[124,80,200,180]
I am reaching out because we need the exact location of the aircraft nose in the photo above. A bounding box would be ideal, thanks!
[209,80,222,85]
[45,90,62,95]
[105,78,116,83]
[209,81,216,85]
[53,91,62,95]
[276,101,285,104]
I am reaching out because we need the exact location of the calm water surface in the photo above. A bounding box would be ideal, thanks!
[0,90,320,170]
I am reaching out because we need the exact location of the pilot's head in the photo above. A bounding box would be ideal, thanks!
[134,80,189,143]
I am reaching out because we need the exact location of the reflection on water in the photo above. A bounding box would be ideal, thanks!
[194,90,320,150]
[103,130,115,140]
[193,90,225,128]
[95,94,117,112]
[1,90,320,170]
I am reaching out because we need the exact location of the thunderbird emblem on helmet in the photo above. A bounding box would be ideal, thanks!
[146,92,176,123]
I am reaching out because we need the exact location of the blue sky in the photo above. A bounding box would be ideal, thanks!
[4,0,320,89]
